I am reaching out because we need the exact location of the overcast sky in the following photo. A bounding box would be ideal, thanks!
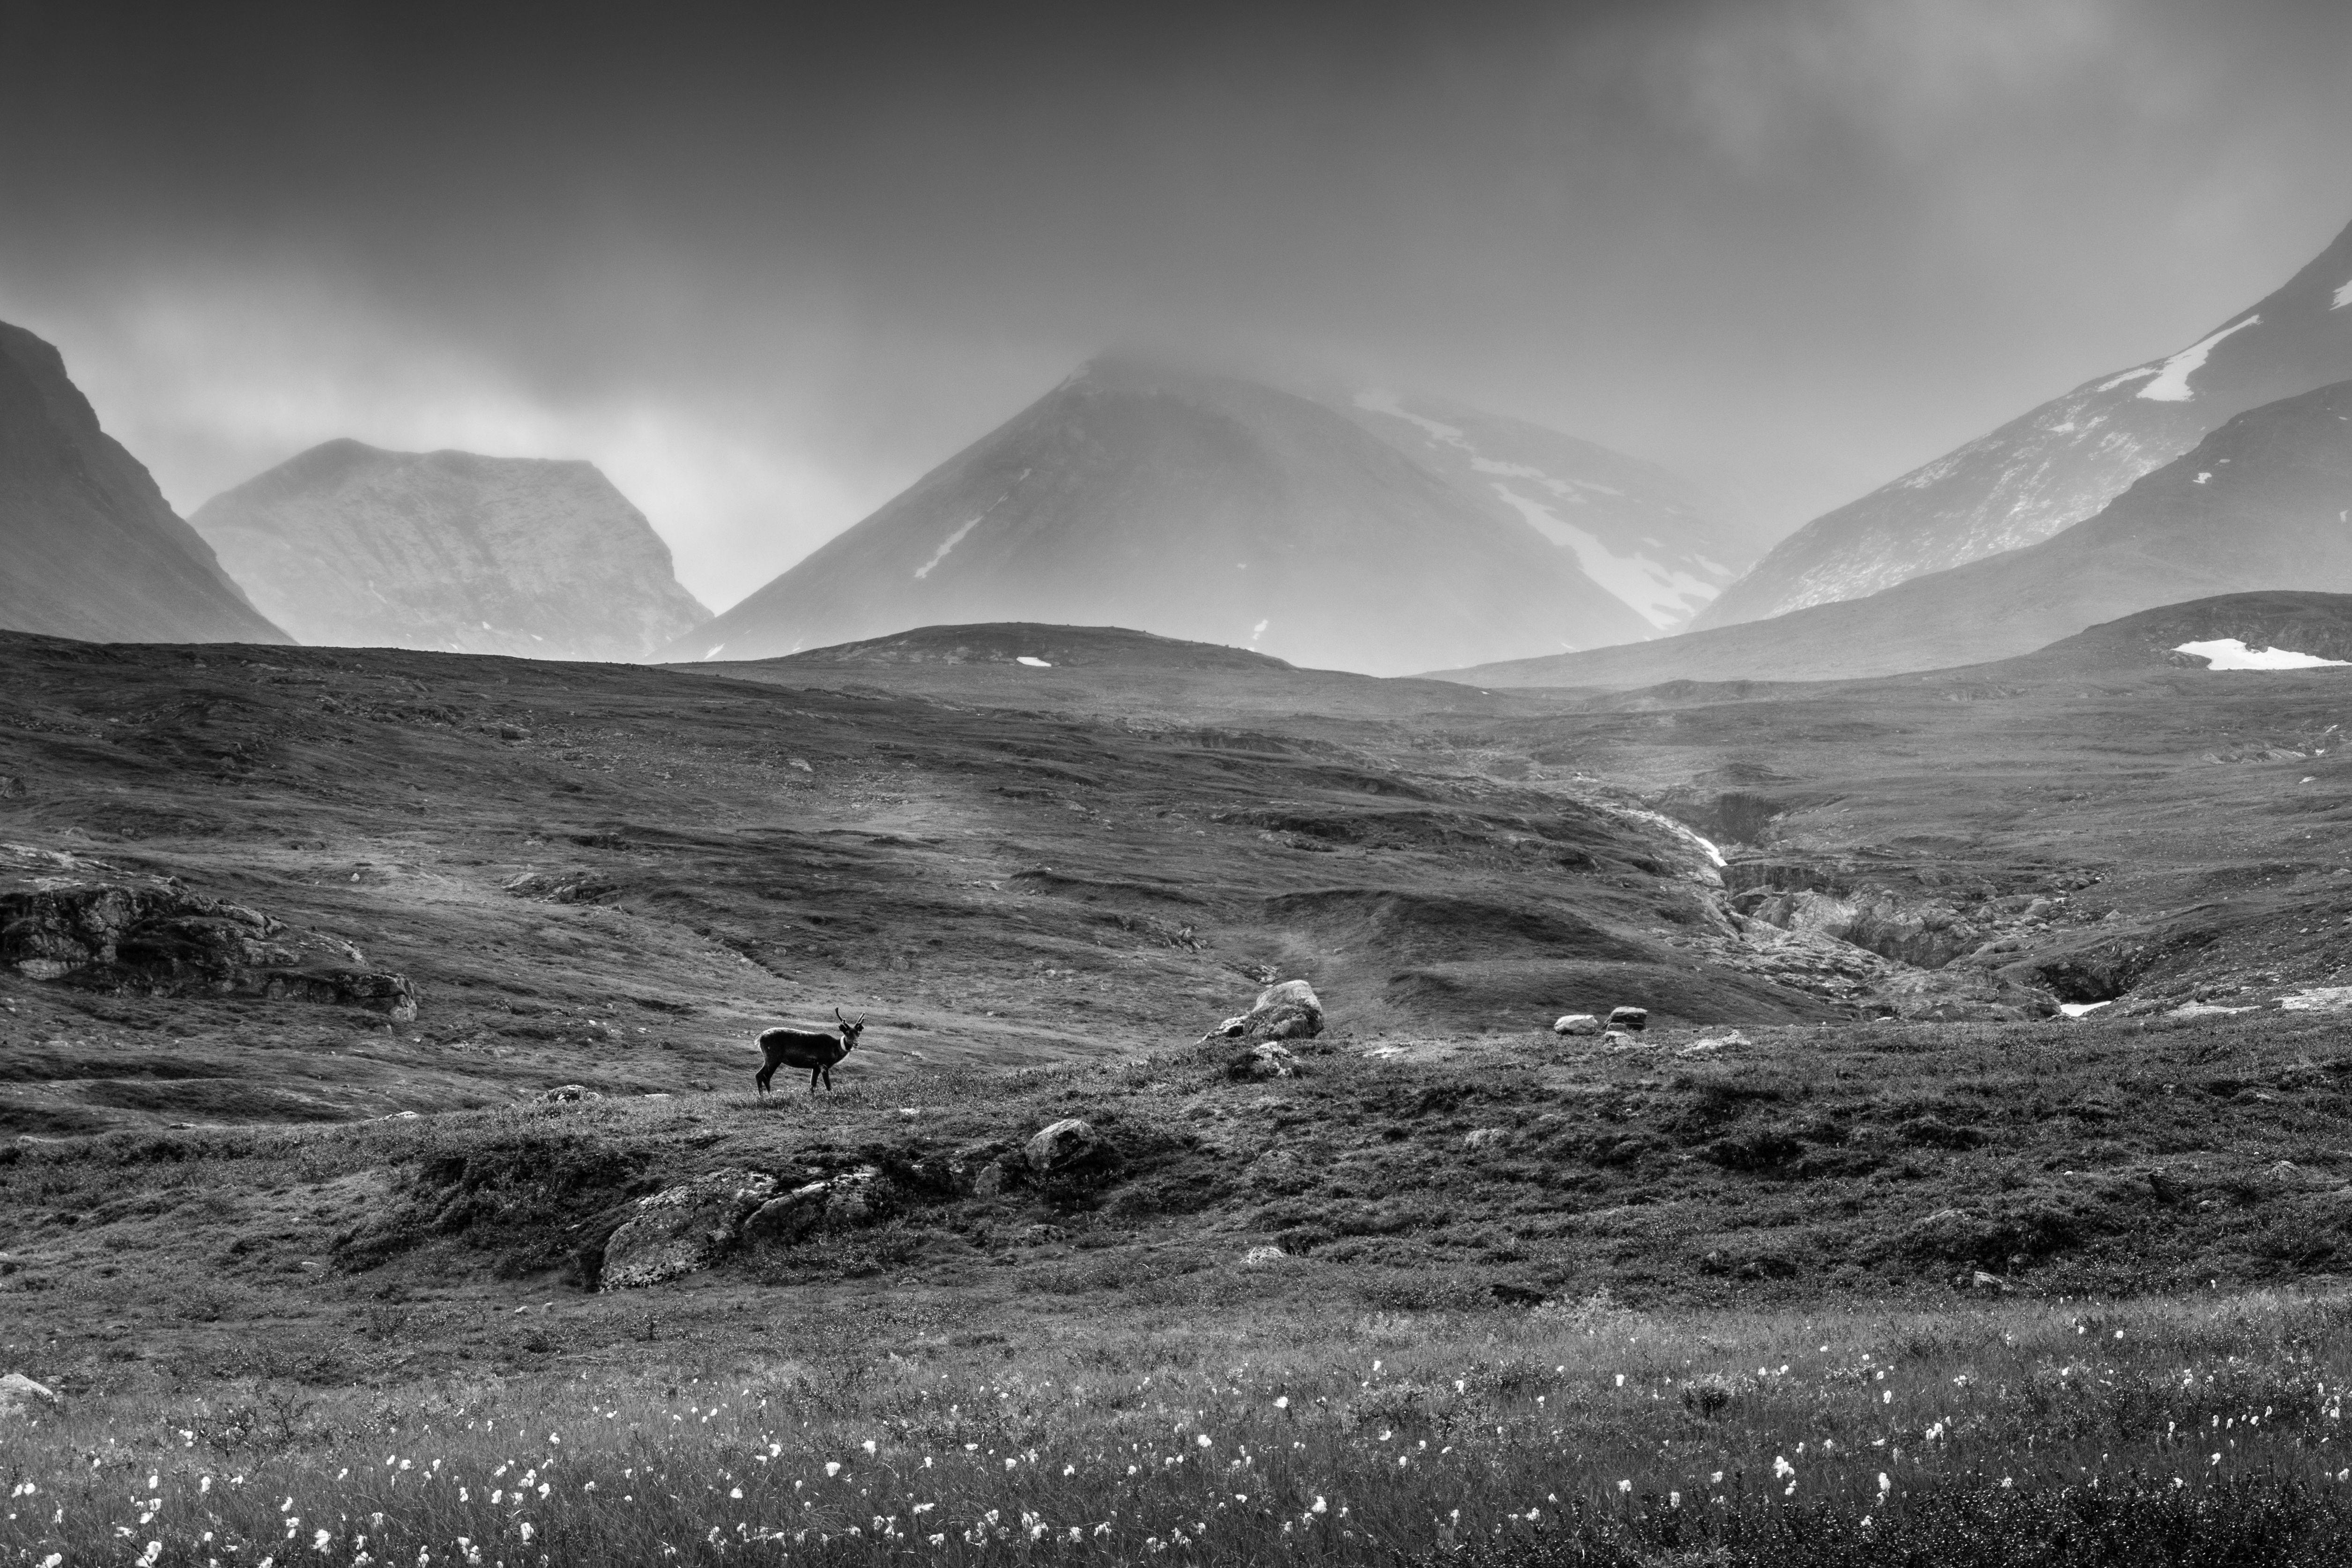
[4,0,2350,609]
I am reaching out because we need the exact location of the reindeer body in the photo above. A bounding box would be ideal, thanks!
[756,1009,864,1094]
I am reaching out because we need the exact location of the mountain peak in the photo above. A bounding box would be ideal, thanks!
[1697,212,2352,631]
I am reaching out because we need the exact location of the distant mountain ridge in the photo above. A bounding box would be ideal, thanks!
[1437,378,2352,688]
[1696,216,2352,631]
[659,356,1710,676]
[0,320,286,645]
[192,441,709,661]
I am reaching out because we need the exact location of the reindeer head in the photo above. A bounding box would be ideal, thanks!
[834,1006,868,1055]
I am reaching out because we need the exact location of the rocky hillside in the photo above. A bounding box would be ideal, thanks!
[1697,216,2352,630]
[0,320,286,645]
[656,357,1661,677]
[191,440,709,660]
[1327,386,1756,634]
[1442,380,2352,688]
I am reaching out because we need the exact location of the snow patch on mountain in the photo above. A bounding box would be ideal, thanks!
[2139,316,2261,403]
[913,515,984,580]
[2335,279,2352,311]
[1489,484,1715,628]
[2175,638,2350,671]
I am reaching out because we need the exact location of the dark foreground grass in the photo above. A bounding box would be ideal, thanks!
[12,1289,2352,1567]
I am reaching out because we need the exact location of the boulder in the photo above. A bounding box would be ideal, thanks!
[1551,1013,1602,1037]
[540,1084,601,1103]
[1025,1118,1122,1184]
[0,1373,60,1419]
[1201,979,1323,1044]
[1607,1006,1649,1033]
[744,1181,831,1244]
[599,1169,779,1289]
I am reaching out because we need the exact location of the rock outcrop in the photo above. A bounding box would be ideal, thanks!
[0,320,288,645]
[1,844,416,1019]
[191,440,709,661]
[599,1169,779,1289]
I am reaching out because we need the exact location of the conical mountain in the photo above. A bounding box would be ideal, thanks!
[1696,216,2352,631]
[0,320,286,645]
[1442,377,2352,688]
[191,441,710,661]
[660,357,1674,676]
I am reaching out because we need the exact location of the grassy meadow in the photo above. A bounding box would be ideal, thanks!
[11,1290,2352,1566]
[14,1011,2352,1562]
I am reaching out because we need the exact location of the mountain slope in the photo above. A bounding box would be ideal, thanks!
[1696,217,2352,631]
[1327,387,1757,633]
[655,357,1658,677]
[191,441,710,660]
[0,320,287,645]
[1439,379,2352,688]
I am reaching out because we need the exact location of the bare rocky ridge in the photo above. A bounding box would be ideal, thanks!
[191,440,709,660]
[655,356,1668,677]
[1440,382,2352,688]
[1698,216,2352,631]
[0,320,287,646]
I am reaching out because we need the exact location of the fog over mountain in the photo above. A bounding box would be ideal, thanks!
[663,357,1681,676]
[5,1,2352,608]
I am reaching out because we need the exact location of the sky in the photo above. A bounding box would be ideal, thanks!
[4,0,2351,611]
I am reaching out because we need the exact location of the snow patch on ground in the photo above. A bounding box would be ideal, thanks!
[2138,315,2260,402]
[2335,279,2352,311]
[914,515,985,580]
[2280,986,2352,1012]
[1490,484,1716,627]
[1015,656,1052,668]
[2058,1001,2113,1019]
[2175,638,2351,670]
[2096,366,2159,393]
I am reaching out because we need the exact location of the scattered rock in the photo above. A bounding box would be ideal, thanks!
[1463,1127,1506,1149]
[743,1182,831,1244]
[599,1169,779,1290]
[1230,1041,1297,1079]
[0,1373,60,1419]
[1200,979,1324,1044]
[1551,1013,1602,1037]
[1242,1245,1287,1268]
[1607,1006,1649,1033]
[497,724,532,741]
[824,1165,892,1226]
[1601,1029,1648,1049]
[1025,1118,1122,1184]
[1962,1270,2012,1293]
[1676,1031,1750,1058]
[540,1084,601,1103]
[503,871,620,904]
[0,775,23,800]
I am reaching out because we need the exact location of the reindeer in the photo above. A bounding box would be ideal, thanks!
[755,1007,865,1095]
